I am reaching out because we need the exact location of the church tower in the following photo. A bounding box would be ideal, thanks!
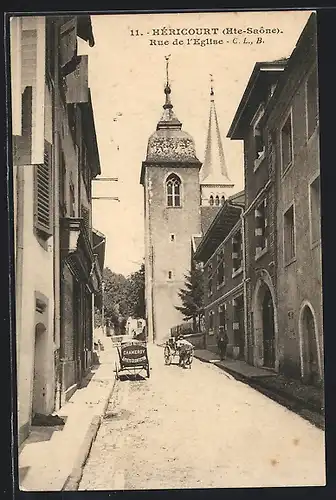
[200,78,234,208]
[140,58,202,344]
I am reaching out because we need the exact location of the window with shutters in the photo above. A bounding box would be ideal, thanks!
[254,198,268,259]
[216,250,225,288]
[280,111,293,174]
[232,229,243,274]
[306,66,319,140]
[207,263,213,297]
[284,204,296,264]
[68,105,77,146]
[34,140,52,238]
[252,105,266,171]
[218,305,226,333]
[59,17,77,69]
[309,175,321,246]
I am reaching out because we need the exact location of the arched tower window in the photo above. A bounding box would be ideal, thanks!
[209,195,214,206]
[215,195,220,206]
[221,196,225,205]
[166,174,181,207]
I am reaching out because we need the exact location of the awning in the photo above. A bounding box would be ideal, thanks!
[194,203,242,263]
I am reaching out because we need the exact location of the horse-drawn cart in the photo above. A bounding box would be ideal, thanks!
[115,339,150,379]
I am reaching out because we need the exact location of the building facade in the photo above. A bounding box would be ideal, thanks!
[194,192,245,357]
[227,13,323,384]
[266,14,323,384]
[10,15,104,444]
[228,59,287,371]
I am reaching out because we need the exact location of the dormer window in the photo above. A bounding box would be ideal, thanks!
[166,174,181,207]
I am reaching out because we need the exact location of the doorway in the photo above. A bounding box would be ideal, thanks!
[301,305,320,385]
[262,288,276,368]
[32,322,47,417]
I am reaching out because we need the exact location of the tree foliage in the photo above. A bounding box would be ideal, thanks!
[98,264,145,333]
[126,263,145,319]
[175,261,204,331]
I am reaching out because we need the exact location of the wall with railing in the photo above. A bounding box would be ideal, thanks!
[170,321,205,349]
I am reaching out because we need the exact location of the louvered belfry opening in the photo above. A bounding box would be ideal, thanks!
[34,140,52,237]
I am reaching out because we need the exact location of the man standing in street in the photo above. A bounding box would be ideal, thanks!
[217,332,228,361]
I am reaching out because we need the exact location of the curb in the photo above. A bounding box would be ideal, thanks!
[195,353,324,430]
[61,374,118,491]
[194,353,219,364]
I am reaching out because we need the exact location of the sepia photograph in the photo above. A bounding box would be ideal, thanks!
[8,9,325,491]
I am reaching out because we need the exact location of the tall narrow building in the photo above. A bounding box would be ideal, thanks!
[140,62,202,344]
[200,83,234,219]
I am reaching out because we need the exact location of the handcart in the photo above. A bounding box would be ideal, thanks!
[115,339,150,379]
[164,337,194,369]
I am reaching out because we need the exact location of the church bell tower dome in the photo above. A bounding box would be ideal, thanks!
[146,67,199,163]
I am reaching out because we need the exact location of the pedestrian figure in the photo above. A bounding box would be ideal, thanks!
[217,332,228,360]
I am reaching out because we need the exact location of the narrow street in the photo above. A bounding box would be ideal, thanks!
[79,342,325,490]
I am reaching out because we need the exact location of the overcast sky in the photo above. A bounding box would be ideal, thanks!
[77,10,312,277]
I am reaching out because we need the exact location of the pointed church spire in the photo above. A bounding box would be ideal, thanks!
[210,73,214,98]
[157,55,182,130]
[200,76,232,185]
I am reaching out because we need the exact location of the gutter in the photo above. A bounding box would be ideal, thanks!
[53,19,62,409]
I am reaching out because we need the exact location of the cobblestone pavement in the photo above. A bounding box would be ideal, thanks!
[78,343,325,490]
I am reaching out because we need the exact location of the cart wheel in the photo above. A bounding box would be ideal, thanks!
[147,366,150,378]
[164,347,172,365]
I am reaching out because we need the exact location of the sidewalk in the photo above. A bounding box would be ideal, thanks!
[194,349,325,429]
[194,349,277,379]
[19,335,117,491]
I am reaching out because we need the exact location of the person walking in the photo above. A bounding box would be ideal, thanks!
[217,331,228,361]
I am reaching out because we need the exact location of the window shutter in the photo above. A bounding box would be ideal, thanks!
[35,140,52,236]
[65,55,89,104]
[59,17,77,68]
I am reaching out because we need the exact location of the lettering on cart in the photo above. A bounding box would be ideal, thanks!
[122,356,147,364]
